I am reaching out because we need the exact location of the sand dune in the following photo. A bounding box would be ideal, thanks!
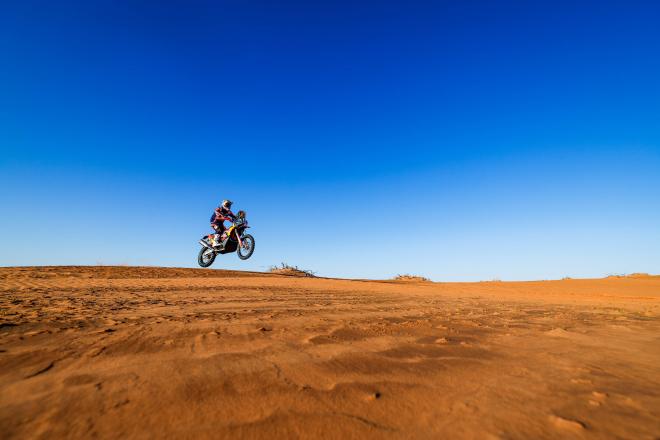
[1,266,659,439]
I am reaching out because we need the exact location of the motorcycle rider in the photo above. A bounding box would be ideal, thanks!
[210,199,236,248]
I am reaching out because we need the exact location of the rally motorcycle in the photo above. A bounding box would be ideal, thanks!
[197,212,255,267]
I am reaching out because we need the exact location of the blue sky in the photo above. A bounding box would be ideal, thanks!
[1,0,659,280]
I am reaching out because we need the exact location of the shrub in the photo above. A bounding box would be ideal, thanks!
[393,274,430,282]
[268,263,316,278]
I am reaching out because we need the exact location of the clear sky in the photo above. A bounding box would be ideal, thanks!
[1,0,659,280]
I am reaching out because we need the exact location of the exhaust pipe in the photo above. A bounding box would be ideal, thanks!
[199,240,214,250]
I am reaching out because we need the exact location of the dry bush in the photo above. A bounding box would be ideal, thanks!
[393,274,430,282]
[607,272,655,279]
[269,263,316,278]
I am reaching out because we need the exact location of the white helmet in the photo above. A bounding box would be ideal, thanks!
[221,199,233,209]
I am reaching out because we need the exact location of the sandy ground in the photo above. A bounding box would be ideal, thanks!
[1,267,659,439]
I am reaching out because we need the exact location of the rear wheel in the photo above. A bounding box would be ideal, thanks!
[198,247,216,267]
[237,234,255,260]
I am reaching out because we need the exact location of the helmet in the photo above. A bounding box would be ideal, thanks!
[221,199,233,209]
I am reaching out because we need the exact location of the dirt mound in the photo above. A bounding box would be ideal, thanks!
[0,265,266,281]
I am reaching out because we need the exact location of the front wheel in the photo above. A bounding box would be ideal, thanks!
[237,234,255,260]
[198,247,216,267]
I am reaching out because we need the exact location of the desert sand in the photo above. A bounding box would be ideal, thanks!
[1,266,659,439]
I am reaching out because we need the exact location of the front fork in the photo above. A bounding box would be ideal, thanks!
[235,230,244,249]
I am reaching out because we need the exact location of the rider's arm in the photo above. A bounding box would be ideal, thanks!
[217,213,231,222]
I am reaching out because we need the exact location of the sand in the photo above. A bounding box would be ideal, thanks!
[1,266,659,439]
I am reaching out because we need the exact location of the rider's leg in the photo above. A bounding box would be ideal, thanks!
[213,224,226,247]
[211,224,222,246]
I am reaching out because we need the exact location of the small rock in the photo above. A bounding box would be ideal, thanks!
[549,415,586,431]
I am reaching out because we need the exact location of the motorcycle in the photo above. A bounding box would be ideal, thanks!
[197,212,255,267]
